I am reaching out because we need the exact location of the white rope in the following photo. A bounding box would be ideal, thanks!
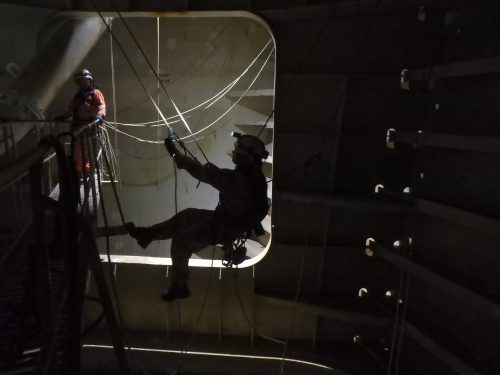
[104,121,160,144]
[107,8,204,159]
[102,47,273,145]
[108,117,187,128]
[108,39,272,127]
[178,46,275,141]
[99,125,119,180]
[108,131,118,180]
[156,17,161,191]
[109,78,237,127]
[99,16,173,132]
[109,23,120,185]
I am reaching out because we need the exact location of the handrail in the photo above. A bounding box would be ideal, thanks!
[0,117,126,374]
[0,119,101,192]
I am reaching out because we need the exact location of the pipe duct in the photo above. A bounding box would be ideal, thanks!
[0,14,108,154]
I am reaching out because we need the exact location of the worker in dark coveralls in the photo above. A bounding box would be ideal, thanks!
[126,133,269,302]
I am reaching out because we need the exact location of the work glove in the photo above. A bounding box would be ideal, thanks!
[173,153,191,170]
[164,137,179,158]
[94,114,103,122]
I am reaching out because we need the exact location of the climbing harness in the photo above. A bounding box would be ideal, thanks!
[222,236,248,268]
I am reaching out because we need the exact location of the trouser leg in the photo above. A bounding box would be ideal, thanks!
[170,239,192,285]
[150,213,180,240]
[160,209,215,286]
[130,208,215,286]
[150,208,215,241]
[128,208,215,251]
[74,135,90,174]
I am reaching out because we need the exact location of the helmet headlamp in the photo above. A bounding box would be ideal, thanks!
[231,132,269,161]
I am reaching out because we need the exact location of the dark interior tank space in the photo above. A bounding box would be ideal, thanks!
[1,1,500,374]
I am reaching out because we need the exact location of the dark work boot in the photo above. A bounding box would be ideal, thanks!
[125,222,154,249]
[161,283,191,302]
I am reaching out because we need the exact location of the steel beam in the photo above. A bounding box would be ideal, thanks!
[417,199,500,236]
[403,322,482,375]
[276,191,411,213]
[370,242,500,321]
[255,294,391,327]
[387,129,500,154]
[381,191,500,236]
[257,293,482,375]
[406,55,500,81]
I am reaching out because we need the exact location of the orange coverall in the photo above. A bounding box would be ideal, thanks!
[68,87,106,173]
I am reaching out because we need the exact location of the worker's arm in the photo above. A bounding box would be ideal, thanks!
[164,137,237,192]
[93,89,106,118]
[174,154,236,193]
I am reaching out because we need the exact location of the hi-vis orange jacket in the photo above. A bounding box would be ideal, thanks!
[68,87,106,122]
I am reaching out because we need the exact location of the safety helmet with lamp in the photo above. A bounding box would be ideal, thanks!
[231,132,269,164]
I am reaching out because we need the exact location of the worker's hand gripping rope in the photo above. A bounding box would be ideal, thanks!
[164,128,195,160]
[164,128,179,158]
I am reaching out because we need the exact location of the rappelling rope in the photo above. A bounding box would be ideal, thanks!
[87,12,218,374]
[95,137,127,227]
[108,21,120,186]
[108,0,209,163]
[276,1,384,373]
[102,45,274,145]
[89,0,173,135]
[168,245,217,375]
[156,17,162,193]
[92,135,154,375]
